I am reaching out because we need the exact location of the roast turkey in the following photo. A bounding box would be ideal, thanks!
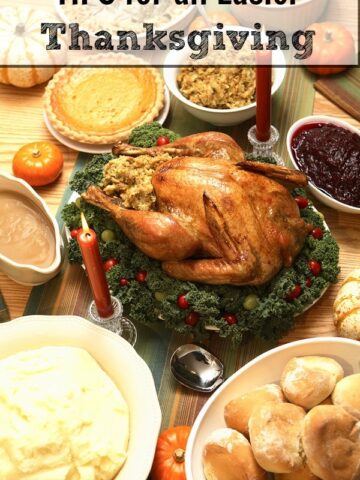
[83,132,310,286]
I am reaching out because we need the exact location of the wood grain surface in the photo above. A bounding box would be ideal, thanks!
[0,0,359,342]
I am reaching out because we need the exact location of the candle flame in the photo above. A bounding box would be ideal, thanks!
[81,212,90,234]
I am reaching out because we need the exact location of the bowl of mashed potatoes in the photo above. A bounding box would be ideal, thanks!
[0,315,161,480]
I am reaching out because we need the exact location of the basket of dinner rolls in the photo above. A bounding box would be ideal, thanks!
[185,338,360,480]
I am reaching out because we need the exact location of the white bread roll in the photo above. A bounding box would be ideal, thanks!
[274,464,320,479]
[202,428,266,480]
[280,356,344,409]
[333,269,360,340]
[224,384,285,437]
[302,405,360,480]
[332,373,360,419]
[248,403,306,474]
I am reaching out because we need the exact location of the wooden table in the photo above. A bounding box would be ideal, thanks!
[0,0,359,341]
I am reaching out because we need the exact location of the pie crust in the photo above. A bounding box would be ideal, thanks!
[44,67,164,144]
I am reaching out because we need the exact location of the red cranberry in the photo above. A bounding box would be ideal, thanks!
[185,312,200,326]
[177,294,189,310]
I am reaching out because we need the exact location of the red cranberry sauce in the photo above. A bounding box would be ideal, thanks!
[291,123,360,207]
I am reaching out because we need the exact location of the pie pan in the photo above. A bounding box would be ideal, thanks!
[43,86,171,154]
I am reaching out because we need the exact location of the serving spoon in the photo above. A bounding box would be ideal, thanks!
[170,344,224,393]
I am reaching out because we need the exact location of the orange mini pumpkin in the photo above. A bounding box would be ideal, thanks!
[13,141,64,187]
[306,22,355,75]
[151,426,191,480]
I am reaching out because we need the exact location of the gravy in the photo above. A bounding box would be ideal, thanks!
[0,192,55,268]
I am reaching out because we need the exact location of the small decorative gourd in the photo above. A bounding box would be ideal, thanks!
[334,269,360,340]
[0,6,66,88]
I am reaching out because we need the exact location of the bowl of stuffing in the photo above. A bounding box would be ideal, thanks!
[163,32,286,127]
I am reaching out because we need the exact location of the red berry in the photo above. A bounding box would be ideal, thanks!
[119,278,129,287]
[311,227,324,240]
[286,284,302,302]
[177,294,189,310]
[305,278,312,287]
[70,228,82,239]
[295,196,309,209]
[135,270,147,283]
[156,136,170,146]
[185,312,200,327]
[224,313,238,325]
[309,259,322,276]
[103,258,119,272]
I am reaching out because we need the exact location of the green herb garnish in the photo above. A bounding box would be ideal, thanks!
[61,130,340,344]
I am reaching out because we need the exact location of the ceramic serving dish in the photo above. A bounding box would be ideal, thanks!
[0,170,63,285]
[231,0,328,33]
[287,115,360,214]
[185,337,360,480]
[163,37,286,126]
[0,315,161,480]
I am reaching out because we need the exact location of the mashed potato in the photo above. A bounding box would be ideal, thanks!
[0,346,129,480]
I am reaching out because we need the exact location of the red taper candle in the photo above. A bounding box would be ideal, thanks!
[256,48,272,142]
[77,212,113,318]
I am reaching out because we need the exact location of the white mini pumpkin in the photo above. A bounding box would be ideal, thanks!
[0,6,66,88]
[334,269,360,340]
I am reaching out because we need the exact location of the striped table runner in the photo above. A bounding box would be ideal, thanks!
[24,67,316,429]
[0,290,9,323]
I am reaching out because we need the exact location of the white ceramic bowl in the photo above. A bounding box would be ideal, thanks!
[0,315,161,480]
[163,45,286,127]
[0,170,63,285]
[185,337,360,480]
[231,0,328,33]
[287,115,360,214]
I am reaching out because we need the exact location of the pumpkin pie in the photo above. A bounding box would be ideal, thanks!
[44,67,164,144]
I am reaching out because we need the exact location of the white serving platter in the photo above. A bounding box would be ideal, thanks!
[185,337,360,480]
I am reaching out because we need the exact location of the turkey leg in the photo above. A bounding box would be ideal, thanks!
[82,186,198,261]
[236,159,308,186]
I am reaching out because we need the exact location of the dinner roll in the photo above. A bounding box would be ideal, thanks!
[248,403,306,473]
[333,269,360,340]
[202,428,266,480]
[332,374,360,419]
[280,356,344,409]
[224,384,285,436]
[302,405,360,480]
[274,464,320,480]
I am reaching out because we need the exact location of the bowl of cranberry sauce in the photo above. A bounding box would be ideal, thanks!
[287,116,360,214]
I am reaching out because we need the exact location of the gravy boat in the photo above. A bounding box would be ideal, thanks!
[0,171,62,285]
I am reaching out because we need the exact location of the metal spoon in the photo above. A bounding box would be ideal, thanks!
[170,344,224,393]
